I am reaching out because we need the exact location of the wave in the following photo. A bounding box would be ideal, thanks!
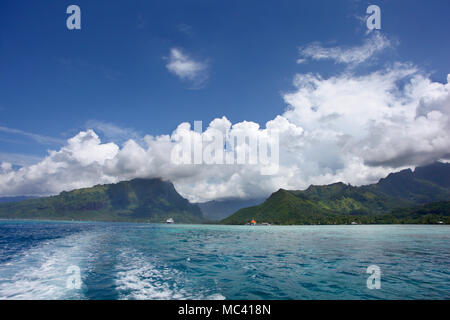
[114,248,225,300]
[0,230,99,300]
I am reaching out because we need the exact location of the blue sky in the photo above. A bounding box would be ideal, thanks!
[1,0,449,158]
[0,0,449,200]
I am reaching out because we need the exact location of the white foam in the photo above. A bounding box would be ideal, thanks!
[0,230,226,300]
[0,231,99,300]
[114,249,224,300]
[206,293,226,300]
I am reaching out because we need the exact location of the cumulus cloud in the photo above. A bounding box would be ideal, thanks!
[297,33,392,65]
[1,41,449,202]
[1,66,449,201]
[0,130,119,196]
[165,48,208,88]
[283,65,450,170]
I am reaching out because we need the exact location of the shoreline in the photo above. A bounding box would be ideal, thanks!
[0,218,447,226]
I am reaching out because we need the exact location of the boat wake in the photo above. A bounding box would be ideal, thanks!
[0,230,99,300]
[114,248,225,300]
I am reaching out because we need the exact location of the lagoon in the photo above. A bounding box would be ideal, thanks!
[0,221,448,299]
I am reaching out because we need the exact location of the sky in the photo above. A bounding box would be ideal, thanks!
[0,0,449,201]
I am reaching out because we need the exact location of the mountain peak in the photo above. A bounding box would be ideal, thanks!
[414,161,450,188]
[0,177,203,223]
[379,168,414,183]
[222,162,450,225]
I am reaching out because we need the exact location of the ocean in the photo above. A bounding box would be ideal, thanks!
[0,220,448,300]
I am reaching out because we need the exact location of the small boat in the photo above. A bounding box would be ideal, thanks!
[250,219,256,226]
[166,218,174,224]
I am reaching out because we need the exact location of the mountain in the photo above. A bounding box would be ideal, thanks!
[0,196,37,203]
[222,162,450,225]
[197,197,266,221]
[0,178,204,223]
[222,189,336,225]
[1,162,448,225]
[376,201,450,224]
[414,162,450,188]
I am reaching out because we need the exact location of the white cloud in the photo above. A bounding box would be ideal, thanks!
[165,48,208,88]
[283,65,450,171]
[85,120,141,144]
[0,152,42,167]
[0,125,64,145]
[297,33,392,65]
[0,162,12,173]
[1,67,449,201]
[1,46,449,202]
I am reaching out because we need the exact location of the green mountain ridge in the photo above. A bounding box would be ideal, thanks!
[1,162,448,225]
[222,162,450,225]
[0,178,204,223]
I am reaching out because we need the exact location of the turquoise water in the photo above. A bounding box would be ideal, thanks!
[0,221,449,299]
